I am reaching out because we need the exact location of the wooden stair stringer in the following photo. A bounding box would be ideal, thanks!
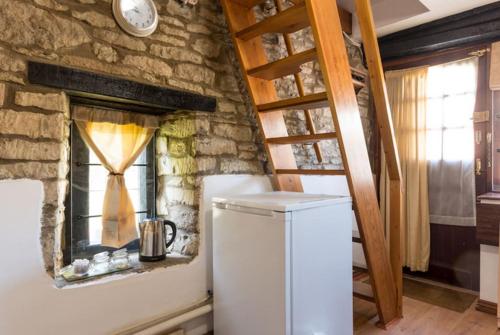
[305,0,399,326]
[221,0,303,192]
[355,0,404,317]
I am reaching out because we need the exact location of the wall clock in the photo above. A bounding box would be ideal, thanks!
[112,0,159,37]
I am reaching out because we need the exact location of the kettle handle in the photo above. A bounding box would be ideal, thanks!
[164,220,177,249]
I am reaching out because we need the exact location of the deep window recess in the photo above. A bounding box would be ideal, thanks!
[64,122,156,264]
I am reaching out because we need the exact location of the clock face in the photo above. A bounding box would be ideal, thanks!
[113,0,158,37]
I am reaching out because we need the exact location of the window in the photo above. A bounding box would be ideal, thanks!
[426,59,478,161]
[64,122,156,264]
[426,57,478,226]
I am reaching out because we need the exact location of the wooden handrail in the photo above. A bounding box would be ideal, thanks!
[355,0,404,317]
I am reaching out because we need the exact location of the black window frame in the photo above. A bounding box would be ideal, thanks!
[63,120,156,265]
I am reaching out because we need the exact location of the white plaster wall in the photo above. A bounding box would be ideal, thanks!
[0,175,363,335]
[480,244,498,303]
[301,175,367,268]
[0,179,210,335]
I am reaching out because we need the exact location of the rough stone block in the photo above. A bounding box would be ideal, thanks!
[43,180,67,206]
[15,91,69,114]
[165,205,198,232]
[219,74,239,93]
[0,1,90,50]
[168,138,189,157]
[193,38,221,58]
[93,29,146,51]
[0,109,65,140]
[175,63,215,85]
[0,138,61,161]
[92,42,118,63]
[34,0,69,11]
[157,156,197,176]
[196,157,217,172]
[150,34,186,47]
[213,123,253,141]
[195,137,237,156]
[217,101,237,113]
[160,118,196,138]
[0,50,26,72]
[187,23,211,35]
[72,11,116,28]
[171,231,199,256]
[122,55,173,77]
[159,25,190,40]
[167,79,204,95]
[156,136,168,155]
[0,162,59,179]
[150,44,202,64]
[220,159,262,174]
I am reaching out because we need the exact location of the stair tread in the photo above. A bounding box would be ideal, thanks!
[248,48,317,80]
[353,281,375,302]
[247,46,367,83]
[235,2,309,41]
[231,0,267,8]
[275,169,346,175]
[267,132,337,145]
[258,92,329,113]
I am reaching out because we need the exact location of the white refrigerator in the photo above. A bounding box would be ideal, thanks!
[212,192,353,335]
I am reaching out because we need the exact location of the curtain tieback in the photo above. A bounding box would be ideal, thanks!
[109,172,124,176]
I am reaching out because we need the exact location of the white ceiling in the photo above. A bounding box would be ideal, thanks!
[338,0,500,38]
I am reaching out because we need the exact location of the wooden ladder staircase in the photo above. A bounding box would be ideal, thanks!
[221,0,403,327]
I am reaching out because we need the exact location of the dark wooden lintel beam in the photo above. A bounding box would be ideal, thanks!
[27,62,217,115]
[379,2,500,61]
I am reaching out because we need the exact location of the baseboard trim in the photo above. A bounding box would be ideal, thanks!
[476,299,497,315]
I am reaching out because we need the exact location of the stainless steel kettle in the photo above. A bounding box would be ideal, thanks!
[139,218,177,262]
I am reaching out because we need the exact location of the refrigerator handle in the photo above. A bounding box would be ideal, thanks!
[213,202,277,217]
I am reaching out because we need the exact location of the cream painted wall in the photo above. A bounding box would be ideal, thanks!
[480,244,498,303]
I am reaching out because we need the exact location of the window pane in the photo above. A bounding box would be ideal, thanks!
[442,93,476,129]
[426,97,444,129]
[426,129,443,161]
[443,128,474,161]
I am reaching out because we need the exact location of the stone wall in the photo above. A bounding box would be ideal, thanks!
[0,0,264,274]
[0,0,376,275]
[258,2,376,171]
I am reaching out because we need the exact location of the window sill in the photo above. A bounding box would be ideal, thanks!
[54,252,193,288]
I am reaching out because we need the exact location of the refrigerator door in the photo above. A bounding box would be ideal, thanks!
[290,202,353,335]
[213,205,291,335]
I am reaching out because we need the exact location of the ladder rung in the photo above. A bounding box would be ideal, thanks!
[275,169,346,176]
[235,2,309,41]
[257,77,364,112]
[353,281,375,302]
[258,92,329,113]
[247,48,317,80]
[353,78,365,91]
[351,67,368,78]
[267,132,337,145]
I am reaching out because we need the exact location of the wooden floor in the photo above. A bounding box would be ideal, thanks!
[355,296,500,335]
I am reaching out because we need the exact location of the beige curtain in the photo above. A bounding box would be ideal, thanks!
[73,106,158,248]
[381,67,430,271]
